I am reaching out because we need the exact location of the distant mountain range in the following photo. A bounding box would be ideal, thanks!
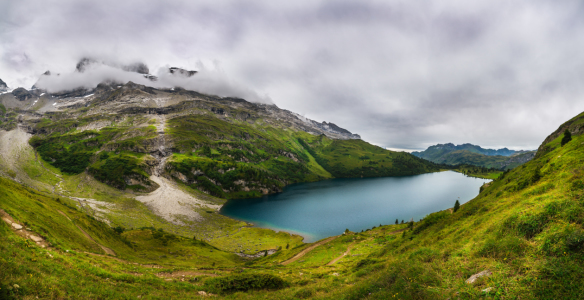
[412,143,535,170]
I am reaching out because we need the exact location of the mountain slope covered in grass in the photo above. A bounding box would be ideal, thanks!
[413,143,535,170]
[10,82,441,200]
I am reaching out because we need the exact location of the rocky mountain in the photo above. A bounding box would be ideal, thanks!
[412,143,535,170]
[0,78,7,93]
[76,57,150,75]
[0,76,438,200]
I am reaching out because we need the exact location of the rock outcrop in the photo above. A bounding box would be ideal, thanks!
[11,88,33,101]
[169,67,197,77]
[0,78,8,93]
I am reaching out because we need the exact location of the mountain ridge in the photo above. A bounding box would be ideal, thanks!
[412,142,535,170]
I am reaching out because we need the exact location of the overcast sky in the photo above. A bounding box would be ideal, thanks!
[1,0,584,151]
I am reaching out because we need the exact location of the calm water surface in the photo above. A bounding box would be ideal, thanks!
[220,171,489,242]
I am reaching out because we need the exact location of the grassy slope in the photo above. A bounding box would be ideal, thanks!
[316,129,584,299]
[29,110,437,201]
[298,135,441,178]
[165,113,438,199]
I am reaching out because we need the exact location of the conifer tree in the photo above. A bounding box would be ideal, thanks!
[395,219,398,225]
[453,200,460,212]
[561,129,572,146]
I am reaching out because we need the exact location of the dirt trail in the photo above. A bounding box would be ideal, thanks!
[57,210,116,256]
[327,242,357,265]
[0,208,50,248]
[281,236,338,265]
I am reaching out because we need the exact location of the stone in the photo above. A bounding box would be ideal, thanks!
[29,235,43,242]
[482,287,494,293]
[466,270,492,284]
[11,223,23,230]
[197,291,207,296]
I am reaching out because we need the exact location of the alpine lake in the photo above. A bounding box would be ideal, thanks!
[220,171,490,242]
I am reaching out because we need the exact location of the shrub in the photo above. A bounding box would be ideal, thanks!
[561,129,572,146]
[530,167,543,184]
[203,273,288,294]
[294,288,314,299]
[112,226,125,234]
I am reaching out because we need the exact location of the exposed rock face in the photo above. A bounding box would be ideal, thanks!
[169,67,197,77]
[11,88,33,101]
[0,78,8,93]
[312,121,360,139]
[76,58,98,72]
[122,62,149,74]
[76,58,150,75]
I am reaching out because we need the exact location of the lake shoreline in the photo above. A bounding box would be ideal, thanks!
[221,171,490,243]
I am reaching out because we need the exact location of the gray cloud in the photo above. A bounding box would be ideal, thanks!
[1,0,584,150]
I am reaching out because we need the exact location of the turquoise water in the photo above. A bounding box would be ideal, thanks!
[220,171,489,242]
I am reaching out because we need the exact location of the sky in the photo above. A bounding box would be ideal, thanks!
[1,0,584,151]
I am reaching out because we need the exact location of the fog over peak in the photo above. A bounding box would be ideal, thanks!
[33,58,273,104]
[2,0,584,150]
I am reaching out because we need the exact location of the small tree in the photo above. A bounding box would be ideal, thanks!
[345,228,350,234]
[408,221,414,230]
[286,243,289,250]
[401,220,404,224]
[453,200,460,213]
[113,226,125,235]
[395,219,398,225]
[561,129,572,146]
[531,166,542,184]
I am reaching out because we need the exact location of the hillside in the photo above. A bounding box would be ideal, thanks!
[412,143,535,170]
[1,109,583,299]
[0,81,441,253]
[7,81,440,199]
